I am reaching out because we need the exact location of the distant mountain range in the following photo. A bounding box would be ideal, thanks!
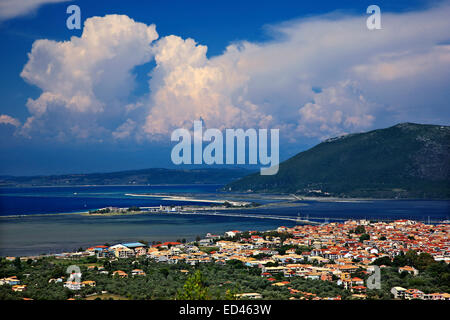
[226,123,450,199]
[0,167,252,187]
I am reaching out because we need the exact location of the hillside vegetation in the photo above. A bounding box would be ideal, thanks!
[226,123,450,199]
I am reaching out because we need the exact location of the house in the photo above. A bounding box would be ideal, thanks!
[120,242,144,248]
[340,279,352,290]
[273,254,303,264]
[404,288,424,300]
[153,242,182,249]
[199,238,214,246]
[441,293,450,300]
[0,276,20,286]
[87,245,109,257]
[305,272,321,280]
[351,285,366,293]
[262,266,286,274]
[123,242,147,249]
[423,293,450,300]
[64,281,81,290]
[109,244,135,259]
[205,233,221,239]
[131,269,146,276]
[391,287,407,299]
[81,280,96,287]
[398,266,419,276]
[134,247,147,256]
[235,293,263,299]
[12,285,27,292]
[112,270,128,278]
[272,281,290,287]
[308,256,329,264]
[225,231,240,238]
[351,277,364,286]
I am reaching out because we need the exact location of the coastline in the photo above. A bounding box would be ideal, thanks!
[125,193,229,203]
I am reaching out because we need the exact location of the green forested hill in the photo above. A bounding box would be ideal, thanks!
[226,123,450,198]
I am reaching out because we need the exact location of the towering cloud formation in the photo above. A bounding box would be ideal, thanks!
[143,35,272,137]
[18,3,450,142]
[20,14,158,139]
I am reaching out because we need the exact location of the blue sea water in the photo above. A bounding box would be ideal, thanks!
[0,185,220,216]
[0,185,448,256]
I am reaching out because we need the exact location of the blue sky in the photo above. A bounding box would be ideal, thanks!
[0,0,449,175]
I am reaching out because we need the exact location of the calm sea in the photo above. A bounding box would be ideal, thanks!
[0,185,449,256]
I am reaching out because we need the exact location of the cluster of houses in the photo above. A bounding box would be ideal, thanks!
[0,276,26,292]
[391,287,450,300]
[2,219,449,299]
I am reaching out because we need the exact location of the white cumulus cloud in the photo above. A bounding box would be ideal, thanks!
[20,14,158,139]
[297,81,376,139]
[143,35,272,137]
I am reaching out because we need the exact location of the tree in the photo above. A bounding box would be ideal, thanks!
[354,226,365,234]
[392,253,405,268]
[359,233,370,242]
[177,270,210,300]
[86,256,97,263]
[13,257,21,270]
[403,250,435,271]
[372,256,392,266]
[160,268,169,279]
[224,288,238,300]
[138,240,149,246]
